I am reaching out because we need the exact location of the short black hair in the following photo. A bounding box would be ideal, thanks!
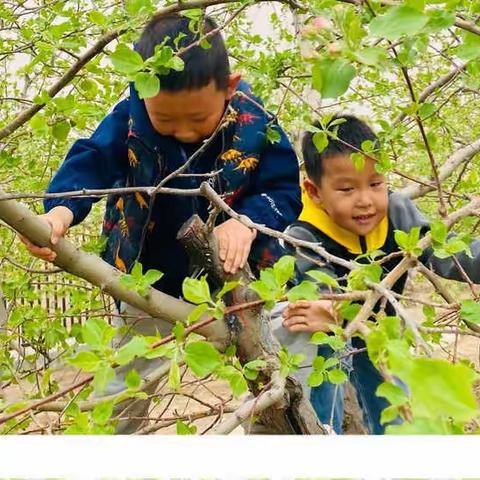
[136,13,230,91]
[302,114,379,183]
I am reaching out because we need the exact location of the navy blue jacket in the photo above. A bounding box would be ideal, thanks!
[44,81,301,297]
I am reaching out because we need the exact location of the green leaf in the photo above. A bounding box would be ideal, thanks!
[273,255,295,287]
[125,0,153,15]
[228,370,248,398]
[110,43,144,74]
[266,126,281,144]
[353,47,387,66]
[52,120,70,142]
[134,72,160,99]
[307,370,324,387]
[29,113,48,132]
[143,268,163,285]
[184,341,222,378]
[92,401,114,426]
[306,270,339,289]
[187,303,209,325]
[312,355,325,371]
[324,357,339,369]
[115,336,150,366]
[460,300,480,325]
[327,368,348,384]
[125,369,141,390]
[393,357,478,421]
[82,318,116,350]
[310,331,346,351]
[243,359,267,380]
[215,280,240,300]
[287,280,318,302]
[168,360,181,391]
[312,131,329,154]
[380,405,400,425]
[369,6,429,40]
[176,419,197,435]
[430,221,448,244]
[131,261,143,279]
[88,10,107,26]
[376,382,408,406]
[249,280,276,302]
[182,276,211,305]
[93,365,115,394]
[455,32,480,62]
[68,351,101,372]
[312,58,356,98]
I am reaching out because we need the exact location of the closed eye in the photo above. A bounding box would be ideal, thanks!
[371,181,384,188]
[337,187,353,193]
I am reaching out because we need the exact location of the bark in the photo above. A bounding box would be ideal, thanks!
[178,215,327,434]
[0,187,229,348]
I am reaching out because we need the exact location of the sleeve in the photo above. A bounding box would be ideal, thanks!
[234,124,302,232]
[389,193,480,283]
[424,238,480,283]
[282,224,339,288]
[43,99,130,226]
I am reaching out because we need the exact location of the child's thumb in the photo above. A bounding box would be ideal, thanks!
[49,219,65,245]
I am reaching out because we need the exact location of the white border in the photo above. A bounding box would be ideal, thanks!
[0,436,479,479]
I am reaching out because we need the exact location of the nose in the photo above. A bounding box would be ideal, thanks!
[356,189,373,208]
[173,124,197,143]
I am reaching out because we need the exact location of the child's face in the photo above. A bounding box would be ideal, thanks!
[305,154,388,236]
[144,74,241,144]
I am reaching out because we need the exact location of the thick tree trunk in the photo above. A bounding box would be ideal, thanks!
[0,192,325,434]
[178,215,327,434]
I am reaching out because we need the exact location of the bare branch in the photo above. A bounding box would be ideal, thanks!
[209,372,286,434]
[400,137,480,199]
[394,62,467,124]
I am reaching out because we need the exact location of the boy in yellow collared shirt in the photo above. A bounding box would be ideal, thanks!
[280,114,480,434]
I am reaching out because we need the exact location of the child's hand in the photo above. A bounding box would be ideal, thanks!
[214,218,257,274]
[282,299,337,333]
[18,206,73,262]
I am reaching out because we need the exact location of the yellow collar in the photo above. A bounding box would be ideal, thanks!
[298,189,388,255]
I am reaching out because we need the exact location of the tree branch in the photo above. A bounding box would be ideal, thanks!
[0,0,300,142]
[209,372,286,434]
[400,137,480,199]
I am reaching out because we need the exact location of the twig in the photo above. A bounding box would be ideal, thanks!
[210,371,286,434]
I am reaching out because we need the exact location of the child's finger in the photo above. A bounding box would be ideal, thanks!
[240,242,251,270]
[217,233,228,262]
[285,322,310,333]
[223,239,238,273]
[282,315,306,328]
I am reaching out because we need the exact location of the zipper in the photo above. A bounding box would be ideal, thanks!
[359,235,367,254]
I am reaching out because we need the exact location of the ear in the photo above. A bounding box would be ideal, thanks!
[303,178,324,206]
[226,73,242,100]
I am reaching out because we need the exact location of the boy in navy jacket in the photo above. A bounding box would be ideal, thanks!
[23,14,301,294]
[22,14,301,433]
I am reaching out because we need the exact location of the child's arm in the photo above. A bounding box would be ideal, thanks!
[424,240,480,283]
[389,193,480,284]
[232,125,301,232]
[218,125,301,274]
[19,100,129,261]
[44,99,130,226]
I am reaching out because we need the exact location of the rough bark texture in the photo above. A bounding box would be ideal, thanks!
[178,215,327,434]
[0,188,229,348]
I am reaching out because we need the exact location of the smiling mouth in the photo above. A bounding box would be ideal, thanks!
[353,213,376,224]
